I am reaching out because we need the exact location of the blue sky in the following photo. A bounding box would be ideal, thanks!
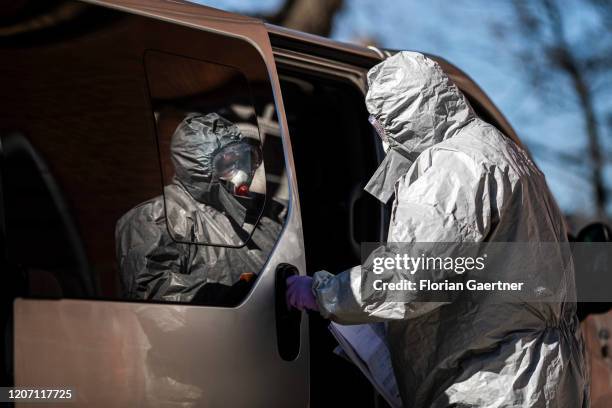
[195,0,611,217]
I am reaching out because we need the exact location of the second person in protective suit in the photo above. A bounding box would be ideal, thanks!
[116,112,284,305]
[287,52,588,407]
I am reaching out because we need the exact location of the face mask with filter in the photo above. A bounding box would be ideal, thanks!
[368,114,390,153]
[212,142,262,197]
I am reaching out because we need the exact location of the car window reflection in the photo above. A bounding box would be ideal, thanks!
[115,113,286,305]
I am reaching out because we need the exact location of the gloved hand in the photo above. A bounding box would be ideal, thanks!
[286,275,318,311]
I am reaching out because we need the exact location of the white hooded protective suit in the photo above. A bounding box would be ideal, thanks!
[313,52,588,407]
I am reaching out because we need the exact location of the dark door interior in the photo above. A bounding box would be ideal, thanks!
[0,132,98,387]
[278,67,389,407]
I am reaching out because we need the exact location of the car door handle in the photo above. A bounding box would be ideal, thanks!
[275,263,301,361]
[348,183,363,259]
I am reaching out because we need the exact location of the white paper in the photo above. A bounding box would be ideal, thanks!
[329,322,403,408]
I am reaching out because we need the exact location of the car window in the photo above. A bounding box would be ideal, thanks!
[143,51,266,247]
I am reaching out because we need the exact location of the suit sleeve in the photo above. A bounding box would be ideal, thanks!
[115,202,184,300]
[313,150,492,323]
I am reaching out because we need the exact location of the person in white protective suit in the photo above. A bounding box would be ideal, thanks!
[286,51,588,407]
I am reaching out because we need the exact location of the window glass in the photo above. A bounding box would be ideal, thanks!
[143,51,266,247]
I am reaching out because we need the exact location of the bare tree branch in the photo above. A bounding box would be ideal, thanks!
[260,0,344,37]
[510,0,610,218]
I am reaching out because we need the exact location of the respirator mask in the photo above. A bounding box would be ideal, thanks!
[369,115,390,153]
[213,141,262,197]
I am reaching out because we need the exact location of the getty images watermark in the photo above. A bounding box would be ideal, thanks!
[372,252,525,292]
[359,242,612,304]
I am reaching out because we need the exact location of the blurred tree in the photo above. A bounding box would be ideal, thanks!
[0,1,86,36]
[510,0,612,218]
[259,0,343,37]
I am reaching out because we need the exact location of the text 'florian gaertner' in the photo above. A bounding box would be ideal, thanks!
[373,279,525,292]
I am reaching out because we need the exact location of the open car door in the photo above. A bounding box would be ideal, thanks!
[1,1,308,406]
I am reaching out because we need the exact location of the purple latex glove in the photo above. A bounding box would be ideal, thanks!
[286,275,318,311]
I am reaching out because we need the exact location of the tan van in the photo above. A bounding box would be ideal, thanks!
[0,1,520,406]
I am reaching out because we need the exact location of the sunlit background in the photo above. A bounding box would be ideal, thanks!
[196,0,612,229]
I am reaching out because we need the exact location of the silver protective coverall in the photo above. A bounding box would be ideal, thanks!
[313,52,588,407]
[116,113,282,303]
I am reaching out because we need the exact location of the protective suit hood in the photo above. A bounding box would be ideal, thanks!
[171,112,242,202]
[170,112,248,226]
[365,51,476,203]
